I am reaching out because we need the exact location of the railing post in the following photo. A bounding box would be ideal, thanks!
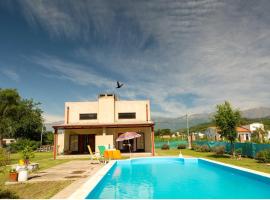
[151,126,155,156]
[53,128,58,160]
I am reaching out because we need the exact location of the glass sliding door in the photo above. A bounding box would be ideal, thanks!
[69,135,78,153]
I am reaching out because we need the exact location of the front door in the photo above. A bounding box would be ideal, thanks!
[78,134,95,154]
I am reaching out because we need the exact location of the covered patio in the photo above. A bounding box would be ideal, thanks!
[52,122,155,159]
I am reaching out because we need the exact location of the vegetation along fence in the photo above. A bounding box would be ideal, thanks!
[155,140,270,158]
[155,140,187,149]
[195,141,270,158]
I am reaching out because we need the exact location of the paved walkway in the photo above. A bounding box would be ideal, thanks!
[28,160,103,182]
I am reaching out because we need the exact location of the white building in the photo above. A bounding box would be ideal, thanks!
[53,94,155,159]
[243,123,265,132]
[204,127,221,141]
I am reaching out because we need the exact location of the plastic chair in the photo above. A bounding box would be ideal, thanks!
[87,145,100,163]
[98,145,106,157]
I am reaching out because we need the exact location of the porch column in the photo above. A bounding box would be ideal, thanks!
[53,128,58,160]
[102,127,106,136]
[151,126,155,156]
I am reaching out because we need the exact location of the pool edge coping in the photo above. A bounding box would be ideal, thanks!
[199,158,270,178]
[67,160,116,199]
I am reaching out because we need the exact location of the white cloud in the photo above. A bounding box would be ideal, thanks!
[14,0,270,117]
[1,69,20,81]
[31,54,115,88]
[43,113,63,123]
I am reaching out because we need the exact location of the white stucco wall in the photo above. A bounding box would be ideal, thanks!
[65,101,98,124]
[115,100,150,122]
[64,94,150,124]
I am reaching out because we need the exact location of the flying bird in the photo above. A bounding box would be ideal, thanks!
[116,81,124,88]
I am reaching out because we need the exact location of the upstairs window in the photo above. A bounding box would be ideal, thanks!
[79,113,97,120]
[118,112,136,119]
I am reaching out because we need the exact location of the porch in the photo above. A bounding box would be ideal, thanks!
[53,122,155,159]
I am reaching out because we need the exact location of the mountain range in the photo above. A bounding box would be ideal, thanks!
[153,107,270,130]
[45,107,270,131]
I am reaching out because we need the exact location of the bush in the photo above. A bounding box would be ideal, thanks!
[161,144,170,150]
[9,139,40,153]
[20,146,35,161]
[200,145,211,152]
[193,145,210,152]
[0,148,10,169]
[256,149,270,163]
[0,189,19,199]
[177,144,186,149]
[235,148,242,155]
[213,146,225,155]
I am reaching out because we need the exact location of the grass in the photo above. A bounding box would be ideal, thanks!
[3,181,73,199]
[0,152,86,199]
[156,148,270,174]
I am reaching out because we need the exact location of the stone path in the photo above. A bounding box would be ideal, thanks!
[27,160,103,182]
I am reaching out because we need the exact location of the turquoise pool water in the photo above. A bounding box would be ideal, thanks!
[87,158,270,199]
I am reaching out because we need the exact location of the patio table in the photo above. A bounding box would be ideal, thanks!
[104,149,121,160]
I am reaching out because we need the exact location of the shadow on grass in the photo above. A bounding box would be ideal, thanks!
[206,154,231,159]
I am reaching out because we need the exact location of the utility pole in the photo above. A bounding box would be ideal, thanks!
[41,126,43,146]
[186,113,191,149]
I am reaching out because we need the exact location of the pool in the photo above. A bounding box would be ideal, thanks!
[85,157,270,199]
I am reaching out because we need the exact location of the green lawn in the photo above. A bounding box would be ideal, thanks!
[0,152,84,199]
[156,148,270,174]
[3,180,73,199]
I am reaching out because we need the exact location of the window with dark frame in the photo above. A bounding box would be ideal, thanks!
[79,113,97,120]
[118,112,136,119]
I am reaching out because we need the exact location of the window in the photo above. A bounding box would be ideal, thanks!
[79,113,97,120]
[118,112,136,119]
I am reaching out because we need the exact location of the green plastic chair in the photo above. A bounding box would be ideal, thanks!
[98,145,106,157]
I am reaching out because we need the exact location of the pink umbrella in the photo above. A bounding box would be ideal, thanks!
[116,132,141,141]
[116,132,141,158]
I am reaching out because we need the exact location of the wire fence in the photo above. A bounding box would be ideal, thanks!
[155,140,270,158]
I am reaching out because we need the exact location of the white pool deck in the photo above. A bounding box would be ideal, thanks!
[63,156,270,199]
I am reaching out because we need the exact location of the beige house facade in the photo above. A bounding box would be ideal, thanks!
[53,94,155,159]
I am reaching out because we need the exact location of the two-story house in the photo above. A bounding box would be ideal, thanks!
[52,94,155,159]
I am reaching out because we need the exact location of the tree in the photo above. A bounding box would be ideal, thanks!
[0,89,20,147]
[43,131,54,145]
[14,99,43,140]
[213,101,241,155]
[0,88,43,146]
[252,128,266,143]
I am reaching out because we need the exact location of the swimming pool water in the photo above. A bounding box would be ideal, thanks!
[87,158,270,199]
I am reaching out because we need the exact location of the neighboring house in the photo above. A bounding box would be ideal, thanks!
[243,122,267,141]
[52,94,155,159]
[3,138,16,145]
[243,123,265,132]
[160,135,171,139]
[194,132,205,139]
[267,131,270,140]
[237,127,251,142]
[204,127,221,141]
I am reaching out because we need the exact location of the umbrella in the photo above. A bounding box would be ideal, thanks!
[116,132,141,141]
[116,132,141,158]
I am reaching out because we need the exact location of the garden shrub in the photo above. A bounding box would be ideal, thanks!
[199,145,211,152]
[0,189,19,199]
[0,148,10,167]
[177,144,186,149]
[9,139,40,153]
[213,146,225,155]
[235,148,242,155]
[161,144,170,150]
[192,144,200,151]
[256,149,270,163]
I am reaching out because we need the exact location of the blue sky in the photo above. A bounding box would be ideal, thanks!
[1,0,270,122]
